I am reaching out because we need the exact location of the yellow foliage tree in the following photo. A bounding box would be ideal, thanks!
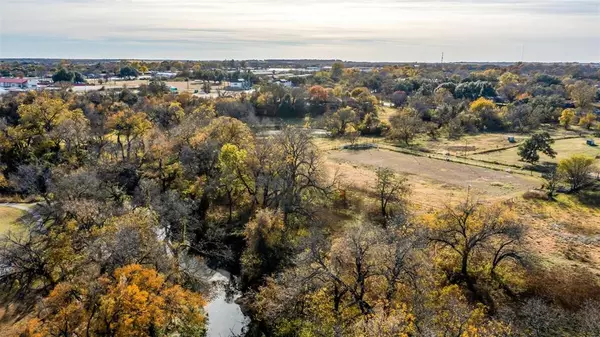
[578,112,597,130]
[558,108,576,129]
[107,109,152,160]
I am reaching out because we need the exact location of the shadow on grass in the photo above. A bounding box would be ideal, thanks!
[575,188,600,207]
[524,162,557,174]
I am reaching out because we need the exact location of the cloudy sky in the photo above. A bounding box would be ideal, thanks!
[1,0,599,61]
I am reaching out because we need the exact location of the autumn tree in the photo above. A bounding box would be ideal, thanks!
[241,209,291,286]
[469,97,503,131]
[568,81,596,110]
[349,87,378,115]
[375,168,409,220]
[142,129,182,192]
[388,109,421,145]
[542,168,563,200]
[578,112,597,130]
[22,264,206,337]
[391,90,408,107]
[308,85,329,114]
[559,108,576,129]
[107,109,152,160]
[324,106,358,136]
[497,72,522,102]
[558,155,596,192]
[428,199,524,295]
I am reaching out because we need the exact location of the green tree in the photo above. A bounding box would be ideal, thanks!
[218,143,248,222]
[52,68,74,83]
[518,132,556,167]
[119,66,139,78]
[73,71,85,84]
[330,62,344,82]
[324,107,358,136]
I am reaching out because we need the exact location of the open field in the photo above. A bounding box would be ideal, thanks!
[0,206,25,234]
[415,127,585,156]
[325,148,600,275]
[515,193,600,275]
[74,79,229,96]
[471,137,600,167]
[327,148,539,206]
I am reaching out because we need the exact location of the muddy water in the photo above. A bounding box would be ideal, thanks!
[180,255,249,337]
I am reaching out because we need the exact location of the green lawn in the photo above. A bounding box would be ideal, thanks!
[0,206,25,234]
[471,138,600,167]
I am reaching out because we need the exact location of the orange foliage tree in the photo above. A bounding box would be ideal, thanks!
[20,264,206,337]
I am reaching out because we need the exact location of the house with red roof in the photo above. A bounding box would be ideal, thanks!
[0,77,30,89]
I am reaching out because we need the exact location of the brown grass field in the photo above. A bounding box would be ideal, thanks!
[0,206,24,235]
[326,148,540,210]
[323,144,600,276]
[515,194,600,276]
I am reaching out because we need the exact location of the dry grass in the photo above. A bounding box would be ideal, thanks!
[0,206,25,234]
[514,194,600,275]
[86,79,226,94]
[378,106,397,123]
[327,148,539,199]
[322,141,600,278]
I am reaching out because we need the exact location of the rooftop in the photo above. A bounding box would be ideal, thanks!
[0,77,28,84]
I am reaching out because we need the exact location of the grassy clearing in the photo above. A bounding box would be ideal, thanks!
[472,137,600,167]
[86,79,227,94]
[514,193,600,273]
[412,126,585,156]
[378,106,397,123]
[0,206,25,234]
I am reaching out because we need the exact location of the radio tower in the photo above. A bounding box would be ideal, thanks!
[441,52,444,64]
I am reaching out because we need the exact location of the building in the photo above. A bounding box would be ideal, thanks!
[227,79,251,90]
[0,78,39,91]
[0,77,29,89]
[152,72,178,79]
[276,79,293,87]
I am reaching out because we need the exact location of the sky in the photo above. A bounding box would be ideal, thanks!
[0,0,599,62]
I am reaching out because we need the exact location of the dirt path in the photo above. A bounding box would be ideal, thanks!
[328,149,539,204]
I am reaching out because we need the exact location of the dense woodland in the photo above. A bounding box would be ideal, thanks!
[0,60,599,337]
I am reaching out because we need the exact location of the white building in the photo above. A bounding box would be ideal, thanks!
[277,79,293,87]
[0,78,38,90]
[227,79,251,90]
[153,72,178,79]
